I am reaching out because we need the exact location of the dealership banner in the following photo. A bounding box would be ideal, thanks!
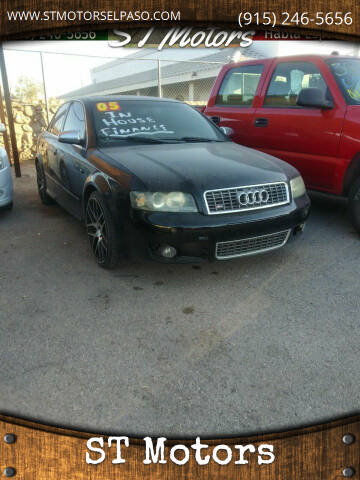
[0,0,359,40]
[0,414,359,478]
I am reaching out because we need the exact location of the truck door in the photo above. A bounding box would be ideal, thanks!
[253,59,345,193]
[204,63,266,149]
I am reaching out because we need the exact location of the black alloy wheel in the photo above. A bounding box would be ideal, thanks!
[85,191,121,268]
[36,161,54,205]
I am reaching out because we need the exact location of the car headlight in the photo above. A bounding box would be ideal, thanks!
[290,176,306,199]
[130,191,198,212]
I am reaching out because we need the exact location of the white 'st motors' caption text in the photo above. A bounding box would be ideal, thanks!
[86,437,275,466]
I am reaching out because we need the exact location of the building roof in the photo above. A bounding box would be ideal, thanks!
[80,94,180,104]
[90,49,160,74]
[60,45,267,99]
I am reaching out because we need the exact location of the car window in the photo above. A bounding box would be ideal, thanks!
[264,61,330,107]
[92,99,227,146]
[63,102,86,139]
[215,64,264,107]
[49,103,69,136]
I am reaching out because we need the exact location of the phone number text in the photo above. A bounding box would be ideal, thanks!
[238,11,353,28]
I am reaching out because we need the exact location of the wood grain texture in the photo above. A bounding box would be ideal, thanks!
[0,414,359,478]
[0,0,359,40]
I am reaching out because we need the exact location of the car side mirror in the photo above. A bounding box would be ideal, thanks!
[296,88,333,109]
[220,126,234,137]
[0,123,6,133]
[58,130,84,145]
[210,116,220,125]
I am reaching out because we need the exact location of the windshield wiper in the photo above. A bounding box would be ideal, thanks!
[99,135,226,144]
[100,135,172,144]
[171,136,226,143]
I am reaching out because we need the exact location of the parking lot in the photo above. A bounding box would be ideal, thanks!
[0,161,359,437]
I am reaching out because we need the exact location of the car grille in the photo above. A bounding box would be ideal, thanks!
[204,182,289,214]
[215,229,291,260]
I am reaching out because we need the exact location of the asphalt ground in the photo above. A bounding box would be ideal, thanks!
[0,162,359,438]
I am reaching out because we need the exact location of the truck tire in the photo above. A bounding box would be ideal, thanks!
[349,176,360,235]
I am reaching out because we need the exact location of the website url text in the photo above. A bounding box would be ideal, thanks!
[7,10,181,22]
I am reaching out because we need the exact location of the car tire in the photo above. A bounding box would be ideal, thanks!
[36,160,54,205]
[349,176,360,235]
[0,201,13,211]
[85,190,121,269]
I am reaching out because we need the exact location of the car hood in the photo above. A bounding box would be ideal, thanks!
[99,141,298,192]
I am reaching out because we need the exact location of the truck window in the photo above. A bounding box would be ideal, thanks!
[215,64,264,107]
[264,61,329,108]
[326,58,360,105]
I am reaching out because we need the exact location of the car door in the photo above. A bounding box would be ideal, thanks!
[204,63,267,148]
[253,59,346,192]
[56,101,90,219]
[42,103,70,198]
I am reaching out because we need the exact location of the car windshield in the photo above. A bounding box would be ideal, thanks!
[91,99,227,146]
[327,58,360,105]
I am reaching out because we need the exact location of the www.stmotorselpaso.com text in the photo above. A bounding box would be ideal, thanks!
[86,436,275,466]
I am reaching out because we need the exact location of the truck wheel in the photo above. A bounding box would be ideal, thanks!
[85,191,122,269]
[349,177,360,234]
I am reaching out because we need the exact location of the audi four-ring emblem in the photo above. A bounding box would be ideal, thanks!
[237,189,269,206]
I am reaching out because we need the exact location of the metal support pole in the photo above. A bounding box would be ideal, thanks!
[0,44,21,177]
[40,52,49,125]
[157,59,162,98]
[0,86,12,164]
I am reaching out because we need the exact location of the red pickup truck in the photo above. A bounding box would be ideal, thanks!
[203,54,360,234]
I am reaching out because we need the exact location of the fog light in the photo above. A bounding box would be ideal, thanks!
[294,223,305,235]
[159,245,177,258]
[302,206,310,219]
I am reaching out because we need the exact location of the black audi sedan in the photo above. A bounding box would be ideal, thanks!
[35,96,310,268]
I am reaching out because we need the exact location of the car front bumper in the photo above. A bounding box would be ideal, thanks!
[124,194,311,263]
[0,164,13,208]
